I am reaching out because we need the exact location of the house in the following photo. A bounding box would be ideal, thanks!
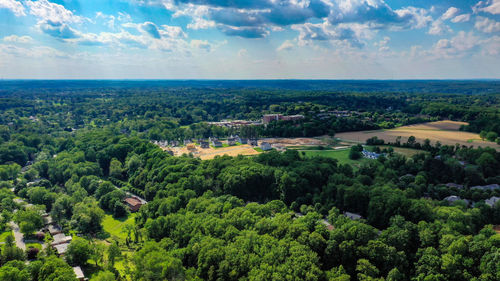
[183,139,193,145]
[362,150,381,159]
[232,135,242,143]
[124,197,143,212]
[263,114,282,124]
[200,141,209,149]
[48,224,63,235]
[227,137,236,146]
[260,142,272,151]
[446,183,464,189]
[187,143,196,150]
[471,184,500,191]
[54,243,69,256]
[211,139,223,147]
[73,267,85,281]
[43,216,54,226]
[344,212,362,220]
[444,195,469,205]
[51,233,72,246]
[240,138,248,144]
[485,196,500,207]
[170,140,179,147]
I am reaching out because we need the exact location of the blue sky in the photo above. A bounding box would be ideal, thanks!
[0,0,499,79]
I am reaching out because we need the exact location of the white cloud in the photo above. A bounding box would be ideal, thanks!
[374,36,390,52]
[451,14,470,23]
[430,31,481,58]
[27,0,84,24]
[277,40,294,51]
[3,35,33,43]
[475,16,500,33]
[0,0,25,16]
[473,0,500,15]
[441,7,459,20]
[190,39,211,51]
[428,7,463,35]
[428,20,451,35]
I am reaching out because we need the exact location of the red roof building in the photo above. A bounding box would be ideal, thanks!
[124,197,143,212]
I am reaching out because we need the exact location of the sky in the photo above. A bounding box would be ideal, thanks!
[0,0,499,79]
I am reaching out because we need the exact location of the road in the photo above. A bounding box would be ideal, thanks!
[9,221,26,250]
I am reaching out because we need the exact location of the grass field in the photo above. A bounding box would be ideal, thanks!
[0,230,12,243]
[369,145,428,157]
[335,120,500,149]
[299,149,365,166]
[102,213,136,241]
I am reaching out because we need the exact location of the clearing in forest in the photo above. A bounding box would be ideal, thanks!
[335,120,500,149]
[166,144,261,160]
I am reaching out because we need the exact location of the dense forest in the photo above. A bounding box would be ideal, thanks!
[0,81,499,281]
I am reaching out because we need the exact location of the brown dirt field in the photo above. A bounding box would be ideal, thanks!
[335,121,500,149]
[164,144,261,160]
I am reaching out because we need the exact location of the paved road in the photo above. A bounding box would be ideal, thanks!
[9,221,26,250]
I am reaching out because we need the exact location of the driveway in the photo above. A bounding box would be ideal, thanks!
[9,221,26,250]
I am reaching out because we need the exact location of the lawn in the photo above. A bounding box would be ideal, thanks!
[25,243,42,250]
[369,145,428,157]
[102,213,136,241]
[299,149,363,166]
[0,230,12,243]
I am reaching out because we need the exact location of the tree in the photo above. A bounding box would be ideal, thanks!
[349,145,363,160]
[66,238,92,266]
[485,131,498,142]
[107,242,121,266]
[39,256,77,281]
[0,260,30,281]
[51,194,73,223]
[90,271,116,281]
[14,208,43,236]
[71,197,105,234]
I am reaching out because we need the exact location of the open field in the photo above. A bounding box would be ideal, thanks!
[335,121,500,149]
[102,213,136,241]
[262,137,328,147]
[299,149,367,167]
[166,144,261,160]
[161,137,331,160]
[370,145,428,157]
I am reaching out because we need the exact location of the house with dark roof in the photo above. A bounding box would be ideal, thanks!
[200,141,209,148]
[124,197,143,212]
